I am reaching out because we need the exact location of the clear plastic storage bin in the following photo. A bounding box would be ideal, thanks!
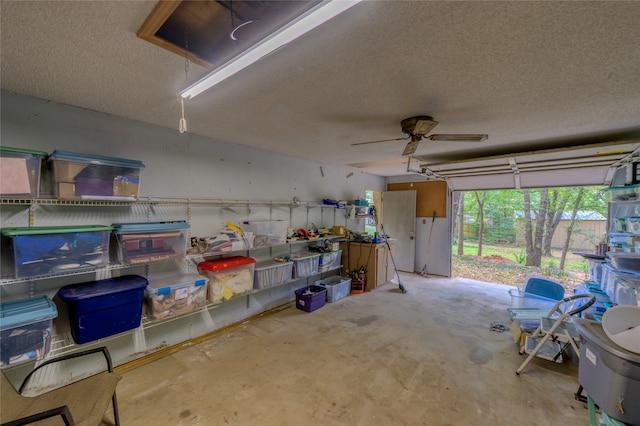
[1,225,112,278]
[0,296,58,367]
[49,150,144,200]
[198,256,256,304]
[316,276,351,303]
[318,250,342,272]
[112,222,189,264]
[242,220,288,247]
[290,252,320,278]
[254,260,293,290]
[145,272,208,320]
[0,147,47,198]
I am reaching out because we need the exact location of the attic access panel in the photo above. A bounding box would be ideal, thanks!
[138,1,321,68]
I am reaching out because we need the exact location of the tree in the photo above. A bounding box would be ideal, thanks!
[474,191,486,256]
[523,189,534,263]
[522,188,548,267]
[543,190,569,256]
[456,191,465,256]
[560,188,585,269]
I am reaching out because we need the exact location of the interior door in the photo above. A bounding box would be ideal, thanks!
[381,190,416,272]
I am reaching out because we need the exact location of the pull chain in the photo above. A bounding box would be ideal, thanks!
[179,97,188,134]
[179,26,189,134]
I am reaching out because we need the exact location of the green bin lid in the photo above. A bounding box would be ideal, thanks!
[1,225,113,236]
[0,146,48,157]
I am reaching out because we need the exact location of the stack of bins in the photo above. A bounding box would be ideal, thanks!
[57,275,148,344]
[198,256,256,304]
[254,259,293,290]
[0,296,58,367]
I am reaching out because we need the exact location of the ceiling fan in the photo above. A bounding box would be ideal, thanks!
[351,116,488,156]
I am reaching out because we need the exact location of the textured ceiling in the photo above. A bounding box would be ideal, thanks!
[1,1,640,182]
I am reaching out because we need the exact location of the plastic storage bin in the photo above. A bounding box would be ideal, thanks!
[145,272,208,320]
[509,289,558,312]
[242,220,288,247]
[613,272,640,306]
[0,147,47,198]
[254,259,294,290]
[603,185,639,201]
[607,252,640,273]
[316,276,351,303]
[318,250,342,273]
[0,296,58,367]
[1,225,112,278]
[198,256,256,304]
[57,275,148,344]
[112,222,189,264]
[49,150,144,200]
[295,285,327,312]
[290,252,320,278]
[574,319,640,425]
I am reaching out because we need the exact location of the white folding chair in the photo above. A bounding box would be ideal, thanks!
[515,293,596,375]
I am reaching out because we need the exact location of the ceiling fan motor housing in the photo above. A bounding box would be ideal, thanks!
[401,116,438,136]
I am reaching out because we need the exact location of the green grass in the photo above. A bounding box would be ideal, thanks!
[452,242,589,274]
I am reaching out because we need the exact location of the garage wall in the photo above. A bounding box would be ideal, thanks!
[1,91,384,207]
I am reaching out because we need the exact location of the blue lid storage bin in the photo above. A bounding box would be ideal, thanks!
[145,272,208,320]
[0,296,58,367]
[57,275,148,344]
[49,150,144,201]
[0,147,47,198]
[316,276,351,303]
[1,225,112,279]
[112,222,189,265]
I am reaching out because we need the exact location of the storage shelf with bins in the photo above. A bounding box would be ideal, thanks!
[0,196,346,365]
[602,185,640,307]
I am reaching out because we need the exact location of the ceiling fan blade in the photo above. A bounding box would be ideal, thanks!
[428,134,488,142]
[402,137,421,156]
[351,136,409,146]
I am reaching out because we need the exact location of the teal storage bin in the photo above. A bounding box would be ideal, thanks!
[0,296,58,367]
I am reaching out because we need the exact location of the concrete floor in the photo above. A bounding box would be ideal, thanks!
[112,273,589,425]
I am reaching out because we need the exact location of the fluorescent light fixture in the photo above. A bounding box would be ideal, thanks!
[180,0,361,99]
